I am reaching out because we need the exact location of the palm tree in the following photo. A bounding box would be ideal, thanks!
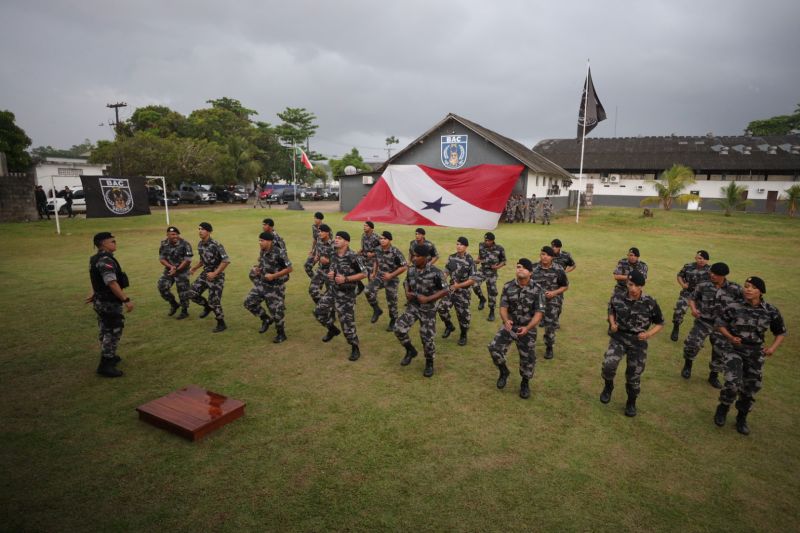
[715,182,752,216]
[783,184,800,217]
[640,164,698,211]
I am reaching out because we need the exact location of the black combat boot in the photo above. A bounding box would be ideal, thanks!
[458,327,468,346]
[322,325,341,342]
[735,401,751,435]
[599,379,614,404]
[259,313,273,334]
[681,359,693,379]
[487,306,495,322]
[478,294,487,311]
[496,363,510,389]
[670,322,680,342]
[273,325,287,344]
[111,354,121,363]
[714,403,730,427]
[348,343,361,361]
[168,301,180,316]
[96,357,123,378]
[442,320,455,338]
[519,377,531,399]
[370,303,383,323]
[708,371,722,389]
[199,305,213,319]
[386,317,396,332]
[400,343,418,366]
[176,307,189,320]
[423,358,434,377]
[544,345,554,360]
[624,385,637,417]
[213,319,227,333]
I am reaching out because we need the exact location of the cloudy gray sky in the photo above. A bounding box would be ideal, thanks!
[2,0,798,162]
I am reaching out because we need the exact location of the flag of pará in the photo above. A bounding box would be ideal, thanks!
[344,164,523,230]
[296,147,313,170]
[80,176,151,218]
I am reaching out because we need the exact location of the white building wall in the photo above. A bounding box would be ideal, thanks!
[569,177,797,201]
[35,157,108,192]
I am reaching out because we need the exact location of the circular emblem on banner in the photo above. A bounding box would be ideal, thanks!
[100,178,134,215]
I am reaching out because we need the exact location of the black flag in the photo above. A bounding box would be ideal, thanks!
[80,176,151,218]
[577,68,607,140]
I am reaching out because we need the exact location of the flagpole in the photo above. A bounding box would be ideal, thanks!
[50,176,61,235]
[160,176,170,226]
[576,60,590,224]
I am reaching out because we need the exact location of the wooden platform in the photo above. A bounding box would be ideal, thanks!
[136,385,245,441]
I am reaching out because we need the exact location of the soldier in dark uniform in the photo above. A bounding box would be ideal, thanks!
[35,185,50,219]
[63,186,74,218]
[670,250,711,341]
[408,227,439,265]
[680,262,741,387]
[488,258,546,399]
[532,246,569,360]
[304,212,324,278]
[308,223,334,304]
[550,239,576,273]
[188,222,231,333]
[473,232,506,322]
[365,231,408,331]
[243,231,293,343]
[360,221,381,280]
[396,244,449,377]
[261,218,286,250]
[612,247,648,296]
[540,197,553,225]
[157,226,193,319]
[87,232,133,377]
[438,237,477,346]
[714,276,786,435]
[599,270,664,417]
[314,231,367,361]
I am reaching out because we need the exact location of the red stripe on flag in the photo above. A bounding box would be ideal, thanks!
[417,164,523,212]
[344,178,438,226]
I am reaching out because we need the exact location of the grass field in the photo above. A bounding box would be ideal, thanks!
[1,206,798,532]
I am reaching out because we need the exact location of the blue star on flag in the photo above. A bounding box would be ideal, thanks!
[421,197,451,213]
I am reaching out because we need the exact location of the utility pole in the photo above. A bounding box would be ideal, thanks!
[107,102,127,176]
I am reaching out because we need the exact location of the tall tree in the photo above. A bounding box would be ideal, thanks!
[128,105,187,137]
[715,182,752,216]
[0,110,33,172]
[385,135,399,158]
[746,103,800,135]
[329,148,371,177]
[274,107,319,184]
[640,164,698,211]
[782,184,800,217]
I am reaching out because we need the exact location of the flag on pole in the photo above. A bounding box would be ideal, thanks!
[344,164,523,230]
[296,147,313,170]
[80,176,151,218]
[577,67,607,139]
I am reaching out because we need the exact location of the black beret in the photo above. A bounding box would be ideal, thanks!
[381,231,393,240]
[412,244,431,257]
[541,246,555,257]
[93,231,114,246]
[629,247,640,257]
[484,232,495,241]
[199,222,213,232]
[319,224,331,233]
[457,236,469,246]
[365,221,374,229]
[551,238,563,247]
[336,230,351,242]
[517,258,534,272]
[259,231,274,241]
[167,226,180,234]
[314,212,324,220]
[628,270,646,286]
[697,250,709,260]
[262,218,275,226]
[710,262,729,276]
[415,227,426,235]
[746,276,766,294]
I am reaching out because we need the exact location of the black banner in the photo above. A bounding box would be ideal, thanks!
[577,68,607,140]
[80,176,151,218]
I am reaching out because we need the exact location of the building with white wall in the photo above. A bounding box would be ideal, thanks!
[35,157,108,194]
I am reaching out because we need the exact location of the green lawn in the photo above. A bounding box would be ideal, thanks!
[1,206,798,532]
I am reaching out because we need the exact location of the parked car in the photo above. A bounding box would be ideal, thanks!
[298,187,321,201]
[147,186,179,206]
[322,188,340,201]
[179,184,216,204]
[47,187,86,214]
[213,186,248,203]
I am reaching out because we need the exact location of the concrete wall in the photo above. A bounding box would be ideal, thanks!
[0,172,38,222]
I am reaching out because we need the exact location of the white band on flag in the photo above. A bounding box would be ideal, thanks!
[383,165,500,229]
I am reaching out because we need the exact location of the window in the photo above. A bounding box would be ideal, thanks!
[57,168,82,176]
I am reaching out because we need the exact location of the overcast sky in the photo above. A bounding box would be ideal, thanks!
[2,0,798,162]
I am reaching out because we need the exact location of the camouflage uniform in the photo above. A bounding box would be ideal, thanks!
[552,250,575,272]
[408,239,439,264]
[672,262,711,325]
[90,251,129,362]
[488,279,547,378]
[473,242,506,309]
[360,231,381,280]
[716,299,786,410]
[365,245,407,323]
[602,291,664,395]
[527,197,538,223]
[243,245,292,327]
[541,198,553,225]
[314,250,366,346]
[395,263,447,360]
[515,197,526,222]
[532,262,569,349]
[249,230,285,284]
[304,224,321,278]
[188,238,230,320]
[613,258,648,296]
[309,236,334,304]
[438,252,477,330]
[684,280,742,373]
[157,238,193,311]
